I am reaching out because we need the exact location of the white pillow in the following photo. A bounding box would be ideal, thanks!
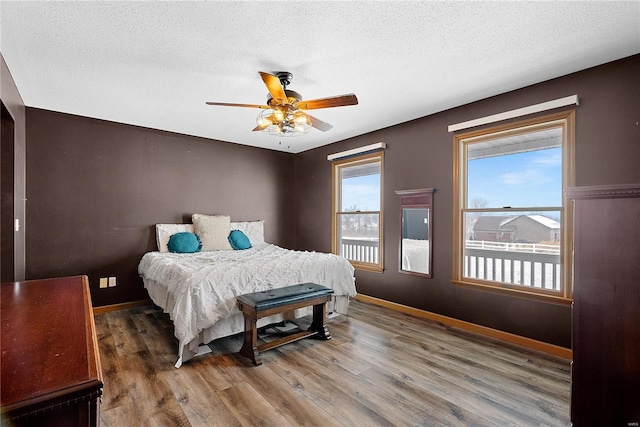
[230,220,265,245]
[192,214,233,251]
[156,224,194,252]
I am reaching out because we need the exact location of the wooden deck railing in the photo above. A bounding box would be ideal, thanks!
[340,238,560,290]
[340,238,379,264]
[464,244,560,290]
[465,240,560,254]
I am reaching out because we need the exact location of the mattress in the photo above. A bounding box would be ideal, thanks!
[138,243,356,366]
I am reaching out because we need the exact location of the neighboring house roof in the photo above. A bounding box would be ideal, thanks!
[473,216,516,232]
[526,215,561,229]
[474,214,560,231]
[503,214,560,229]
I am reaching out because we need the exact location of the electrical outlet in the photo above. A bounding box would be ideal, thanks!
[99,278,108,289]
[108,277,116,287]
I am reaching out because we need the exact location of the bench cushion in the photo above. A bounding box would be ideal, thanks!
[237,283,333,311]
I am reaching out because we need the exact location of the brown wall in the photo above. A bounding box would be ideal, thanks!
[22,55,639,346]
[25,110,296,306]
[0,53,27,281]
[2,102,16,281]
[294,54,640,348]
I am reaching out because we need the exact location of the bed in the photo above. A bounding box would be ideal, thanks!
[401,238,430,274]
[138,218,356,367]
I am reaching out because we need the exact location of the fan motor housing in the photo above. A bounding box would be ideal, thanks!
[267,89,303,107]
[274,71,293,87]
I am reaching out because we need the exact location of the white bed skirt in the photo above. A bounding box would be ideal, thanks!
[143,277,351,367]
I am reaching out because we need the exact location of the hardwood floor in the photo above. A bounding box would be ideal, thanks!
[95,300,571,426]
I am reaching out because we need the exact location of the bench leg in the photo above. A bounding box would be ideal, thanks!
[308,303,331,340]
[239,315,262,366]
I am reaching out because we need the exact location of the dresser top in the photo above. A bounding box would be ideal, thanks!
[1,275,102,412]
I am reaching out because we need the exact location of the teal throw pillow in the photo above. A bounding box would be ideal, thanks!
[167,232,202,253]
[228,229,252,250]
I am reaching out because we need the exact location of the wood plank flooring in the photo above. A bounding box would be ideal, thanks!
[95,300,571,426]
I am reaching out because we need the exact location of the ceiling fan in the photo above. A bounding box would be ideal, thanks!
[206,71,358,136]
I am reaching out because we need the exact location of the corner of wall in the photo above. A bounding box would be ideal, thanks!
[1,52,27,280]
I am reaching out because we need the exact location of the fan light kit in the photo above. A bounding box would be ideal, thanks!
[256,108,311,136]
[206,71,358,137]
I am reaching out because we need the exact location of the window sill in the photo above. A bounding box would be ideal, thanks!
[452,279,573,306]
[351,261,384,273]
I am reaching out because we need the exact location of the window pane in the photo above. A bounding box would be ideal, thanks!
[467,128,562,209]
[333,152,383,271]
[337,212,379,264]
[463,211,561,290]
[341,162,380,211]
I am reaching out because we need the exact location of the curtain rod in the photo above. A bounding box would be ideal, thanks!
[448,95,579,133]
[327,142,386,161]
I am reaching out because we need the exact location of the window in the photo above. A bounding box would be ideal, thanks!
[453,111,574,302]
[332,151,384,272]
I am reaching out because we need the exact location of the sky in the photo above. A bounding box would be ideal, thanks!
[340,147,562,212]
[342,174,380,211]
[467,147,562,209]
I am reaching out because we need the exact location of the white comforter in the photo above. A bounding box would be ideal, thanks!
[138,243,356,364]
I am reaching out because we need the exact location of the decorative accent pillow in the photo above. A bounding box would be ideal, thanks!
[230,220,265,245]
[167,232,201,253]
[228,230,252,250]
[192,214,233,251]
[156,224,194,252]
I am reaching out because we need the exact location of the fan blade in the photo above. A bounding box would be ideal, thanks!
[259,72,288,104]
[296,94,358,110]
[206,101,270,109]
[305,113,333,132]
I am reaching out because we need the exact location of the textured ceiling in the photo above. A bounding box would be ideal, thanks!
[1,1,639,153]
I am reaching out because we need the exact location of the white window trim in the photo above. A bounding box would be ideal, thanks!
[327,142,386,161]
[448,95,579,133]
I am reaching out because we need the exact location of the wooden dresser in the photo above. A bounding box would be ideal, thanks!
[1,275,103,426]
[566,184,640,426]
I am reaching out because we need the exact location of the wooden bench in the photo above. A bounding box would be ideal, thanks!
[237,283,333,366]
